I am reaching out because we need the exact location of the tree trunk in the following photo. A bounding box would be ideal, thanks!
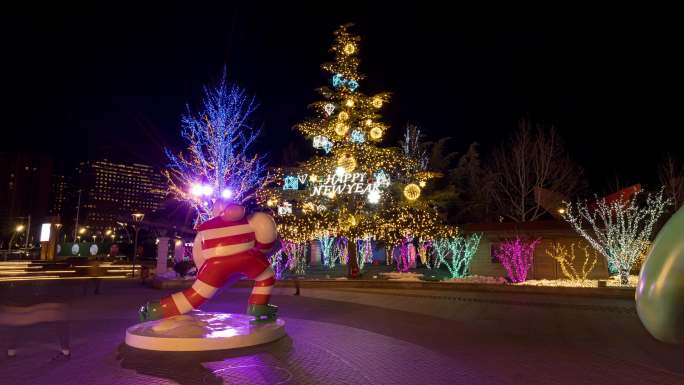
[619,268,630,286]
[347,243,360,279]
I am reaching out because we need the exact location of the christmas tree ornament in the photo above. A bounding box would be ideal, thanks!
[323,103,335,116]
[350,130,365,143]
[344,42,356,55]
[403,183,421,201]
[369,126,383,139]
[334,122,349,136]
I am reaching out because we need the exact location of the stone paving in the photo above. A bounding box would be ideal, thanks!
[1,280,683,385]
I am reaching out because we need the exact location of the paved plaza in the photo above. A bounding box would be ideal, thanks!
[1,280,684,385]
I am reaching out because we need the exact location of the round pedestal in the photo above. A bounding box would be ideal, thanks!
[125,311,285,351]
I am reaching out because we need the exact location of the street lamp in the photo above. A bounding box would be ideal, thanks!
[131,212,144,278]
[6,225,25,261]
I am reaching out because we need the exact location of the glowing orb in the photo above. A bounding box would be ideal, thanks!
[403,183,421,201]
[190,184,203,196]
[345,99,354,107]
[221,189,232,199]
[419,180,426,188]
[365,119,373,126]
[372,96,383,108]
[367,190,380,204]
[334,122,349,136]
[344,43,356,55]
[335,166,346,177]
[201,185,213,197]
[370,126,383,139]
[337,153,357,173]
[338,111,349,121]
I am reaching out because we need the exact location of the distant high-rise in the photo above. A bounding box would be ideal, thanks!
[0,152,53,243]
[76,160,167,232]
[49,174,71,217]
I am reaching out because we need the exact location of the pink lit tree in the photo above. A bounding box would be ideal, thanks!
[494,237,541,282]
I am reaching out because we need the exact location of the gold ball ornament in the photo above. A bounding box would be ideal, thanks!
[372,97,383,108]
[403,183,421,201]
[337,153,357,172]
[369,126,383,140]
[338,111,349,121]
[343,43,356,55]
[345,99,354,107]
[334,122,349,136]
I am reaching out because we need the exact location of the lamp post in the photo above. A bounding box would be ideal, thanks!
[7,224,25,261]
[131,212,144,278]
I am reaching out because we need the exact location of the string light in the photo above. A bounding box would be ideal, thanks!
[493,237,541,283]
[164,70,267,223]
[433,234,482,278]
[258,24,456,252]
[419,180,426,188]
[563,189,670,285]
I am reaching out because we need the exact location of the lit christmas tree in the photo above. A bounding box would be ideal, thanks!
[260,24,454,274]
[164,69,268,224]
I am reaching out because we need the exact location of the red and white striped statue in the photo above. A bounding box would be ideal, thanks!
[139,201,279,322]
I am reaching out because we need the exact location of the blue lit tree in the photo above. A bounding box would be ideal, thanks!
[164,69,268,223]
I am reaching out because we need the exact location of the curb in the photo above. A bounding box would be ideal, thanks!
[149,278,635,299]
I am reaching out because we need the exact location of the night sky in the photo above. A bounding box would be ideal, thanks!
[1,9,680,193]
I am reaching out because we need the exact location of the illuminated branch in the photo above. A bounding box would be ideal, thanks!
[493,237,541,283]
[545,242,597,282]
[433,233,482,278]
[563,189,670,285]
[164,69,268,223]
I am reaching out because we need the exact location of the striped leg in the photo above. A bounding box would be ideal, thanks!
[248,266,275,305]
[157,254,242,318]
[244,254,278,322]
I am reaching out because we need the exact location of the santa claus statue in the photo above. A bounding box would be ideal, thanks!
[139,199,278,322]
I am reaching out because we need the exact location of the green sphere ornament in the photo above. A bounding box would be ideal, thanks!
[636,206,684,344]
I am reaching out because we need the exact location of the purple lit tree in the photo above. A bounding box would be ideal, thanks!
[494,237,541,283]
[164,69,268,223]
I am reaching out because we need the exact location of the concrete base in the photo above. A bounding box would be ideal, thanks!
[125,311,285,351]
